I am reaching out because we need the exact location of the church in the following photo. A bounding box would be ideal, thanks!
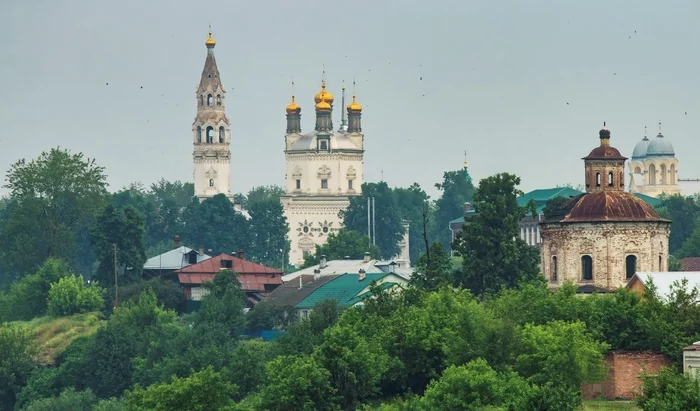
[280,77,365,266]
[540,124,671,292]
[628,124,681,197]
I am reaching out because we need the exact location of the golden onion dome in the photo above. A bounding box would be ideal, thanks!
[315,97,331,111]
[286,96,300,114]
[314,85,334,105]
[347,95,362,112]
[205,32,216,47]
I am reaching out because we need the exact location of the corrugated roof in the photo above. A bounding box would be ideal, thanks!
[176,253,282,275]
[263,275,340,307]
[143,246,212,270]
[296,273,388,309]
[631,272,700,300]
[681,258,700,272]
[177,272,282,292]
[544,191,668,223]
[283,259,412,282]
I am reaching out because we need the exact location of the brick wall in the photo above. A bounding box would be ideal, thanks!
[582,351,671,400]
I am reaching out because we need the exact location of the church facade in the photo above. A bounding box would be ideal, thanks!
[628,124,680,197]
[192,32,233,201]
[280,78,365,266]
[540,124,671,292]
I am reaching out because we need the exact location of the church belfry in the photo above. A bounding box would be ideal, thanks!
[285,81,301,134]
[347,80,362,133]
[192,30,233,201]
[582,123,626,193]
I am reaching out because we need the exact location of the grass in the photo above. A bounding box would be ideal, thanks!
[5,312,103,365]
[582,400,640,410]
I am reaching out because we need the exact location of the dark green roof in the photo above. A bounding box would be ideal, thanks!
[296,273,389,309]
[516,187,584,214]
[632,192,663,207]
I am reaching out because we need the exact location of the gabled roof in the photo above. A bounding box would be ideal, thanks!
[176,253,281,275]
[178,272,282,292]
[680,258,700,272]
[263,275,340,307]
[517,187,584,214]
[296,273,398,309]
[633,192,663,207]
[143,246,211,270]
[283,259,411,282]
[628,272,700,300]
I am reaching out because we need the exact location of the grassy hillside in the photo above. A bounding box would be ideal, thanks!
[5,312,103,365]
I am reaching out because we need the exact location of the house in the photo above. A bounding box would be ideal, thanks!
[626,272,700,300]
[263,274,341,309]
[682,341,700,377]
[142,236,212,278]
[293,272,407,319]
[175,251,283,308]
[282,253,412,282]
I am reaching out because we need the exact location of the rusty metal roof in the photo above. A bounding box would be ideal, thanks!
[582,146,627,161]
[176,253,282,275]
[545,191,669,223]
[178,272,282,292]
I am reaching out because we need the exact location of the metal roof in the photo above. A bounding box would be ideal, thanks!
[287,130,362,151]
[176,253,282,275]
[544,191,668,223]
[263,275,340,307]
[283,259,412,282]
[295,273,400,309]
[143,246,212,270]
[177,272,282,292]
[631,272,700,301]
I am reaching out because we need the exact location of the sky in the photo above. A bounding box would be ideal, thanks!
[1,0,699,200]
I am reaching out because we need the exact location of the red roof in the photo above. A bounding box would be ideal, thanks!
[681,257,700,272]
[178,273,282,291]
[176,253,282,275]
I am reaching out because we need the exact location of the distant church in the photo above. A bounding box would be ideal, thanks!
[280,76,365,266]
[629,123,680,197]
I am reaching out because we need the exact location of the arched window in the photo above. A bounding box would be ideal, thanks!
[649,164,657,185]
[196,126,202,143]
[670,164,676,184]
[625,255,637,279]
[216,95,222,106]
[207,94,213,106]
[551,256,558,282]
[596,173,601,188]
[659,255,663,271]
[660,164,667,184]
[608,172,613,187]
[581,255,593,280]
[634,166,641,174]
[209,179,214,187]
[218,126,225,143]
[206,126,214,143]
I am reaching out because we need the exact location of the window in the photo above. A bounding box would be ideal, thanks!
[187,252,197,265]
[207,94,213,106]
[209,179,214,187]
[206,126,214,143]
[320,140,328,150]
[221,259,233,268]
[295,179,301,190]
[596,173,601,188]
[303,226,309,233]
[581,255,593,280]
[200,95,204,106]
[218,126,225,143]
[321,179,328,189]
[348,179,353,190]
[608,172,613,187]
[625,255,637,279]
[659,255,663,271]
[302,250,310,258]
[216,94,222,106]
[301,309,308,319]
[661,164,667,184]
[196,126,202,143]
[551,256,558,281]
[190,287,210,301]
[323,226,329,233]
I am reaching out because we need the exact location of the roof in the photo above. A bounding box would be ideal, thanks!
[629,272,700,300]
[178,272,282,292]
[283,258,412,282]
[633,192,663,207]
[543,191,669,223]
[296,273,397,309]
[263,275,340,307]
[176,253,282,275]
[143,246,212,270]
[583,145,627,161]
[681,258,700,272]
[646,133,675,157]
[632,137,651,159]
[198,49,222,93]
[517,187,584,214]
[286,130,362,152]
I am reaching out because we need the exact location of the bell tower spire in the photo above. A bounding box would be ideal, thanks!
[338,81,348,133]
[192,29,232,201]
[285,79,301,134]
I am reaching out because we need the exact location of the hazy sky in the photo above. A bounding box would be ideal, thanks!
[1,0,699,199]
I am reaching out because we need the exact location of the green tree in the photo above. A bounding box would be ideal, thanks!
[245,302,295,331]
[1,148,108,277]
[452,173,541,296]
[127,366,236,411]
[260,355,338,411]
[245,185,285,206]
[341,182,404,259]
[433,169,475,251]
[196,270,246,344]
[542,196,569,220]
[91,205,147,287]
[47,275,104,316]
[636,367,700,410]
[248,199,290,270]
[393,183,431,263]
[411,242,453,291]
[20,388,97,411]
[149,179,194,209]
[182,194,249,255]
[657,194,699,253]
[223,340,277,400]
[301,228,380,268]
[0,326,38,411]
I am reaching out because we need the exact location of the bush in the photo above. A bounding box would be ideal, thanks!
[0,326,38,411]
[47,276,104,316]
[636,367,700,410]
[20,388,96,411]
[104,278,186,315]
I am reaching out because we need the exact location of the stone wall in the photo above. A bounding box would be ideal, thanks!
[582,351,670,400]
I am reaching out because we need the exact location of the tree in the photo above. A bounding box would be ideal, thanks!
[260,355,338,411]
[542,196,569,220]
[182,194,249,255]
[1,148,108,277]
[657,194,699,253]
[411,242,453,291]
[21,388,97,411]
[245,302,295,331]
[301,229,380,268]
[245,185,285,206]
[47,275,104,316]
[0,326,38,411]
[195,270,246,344]
[149,179,194,209]
[248,199,290,270]
[433,169,475,251]
[636,367,700,410]
[127,366,236,411]
[91,205,147,286]
[393,183,431,263]
[341,182,404,259]
[452,173,541,296]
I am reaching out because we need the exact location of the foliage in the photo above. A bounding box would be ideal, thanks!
[0,326,38,411]
[341,182,404,259]
[223,340,277,400]
[301,228,380,269]
[196,270,246,344]
[393,183,432,263]
[243,185,285,207]
[182,194,249,255]
[0,258,73,322]
[106,278,185,315]
[127,366,236,411]
[411,242,453,291]
[453,173,541,296]
[657,194,699,253]
[636,367,700,410]
[675,215,700,258]
[433,169,475,251]
[47,276,104,316]
[20,388,97,411]
[247,199,290,270]
[245,302,296,331]
[260,355,338,411]
[542,196,569,220]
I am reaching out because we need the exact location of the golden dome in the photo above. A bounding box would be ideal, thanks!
[347,95,362,112]
[205,32,216,47]
[315,96,331,111]
[286,96,300,114]
[314,85,334,105]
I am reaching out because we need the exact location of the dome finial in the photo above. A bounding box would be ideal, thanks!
[205,25,216,47]
[286,78,300,114]
[599,122,611,143]
[347,78,362,113]
[314,68,334,105]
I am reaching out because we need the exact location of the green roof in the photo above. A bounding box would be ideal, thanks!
[632,192,663,207]
[296,273,388,309]
[516,187,584,213]
[347,281,397,306]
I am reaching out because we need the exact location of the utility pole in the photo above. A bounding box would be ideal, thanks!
[367,197,371,239]
[372,196,376,245]
[113,243,119,308]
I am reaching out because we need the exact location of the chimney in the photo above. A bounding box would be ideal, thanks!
[358,269,366,281]
[237,249,245,259]
[299,276,303,289]
[464,202,472,213]
[313,268,321,281]
[363,251,371,263]
[198,245,204,255]
[173,235,181,249]
[320,254,327,269]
